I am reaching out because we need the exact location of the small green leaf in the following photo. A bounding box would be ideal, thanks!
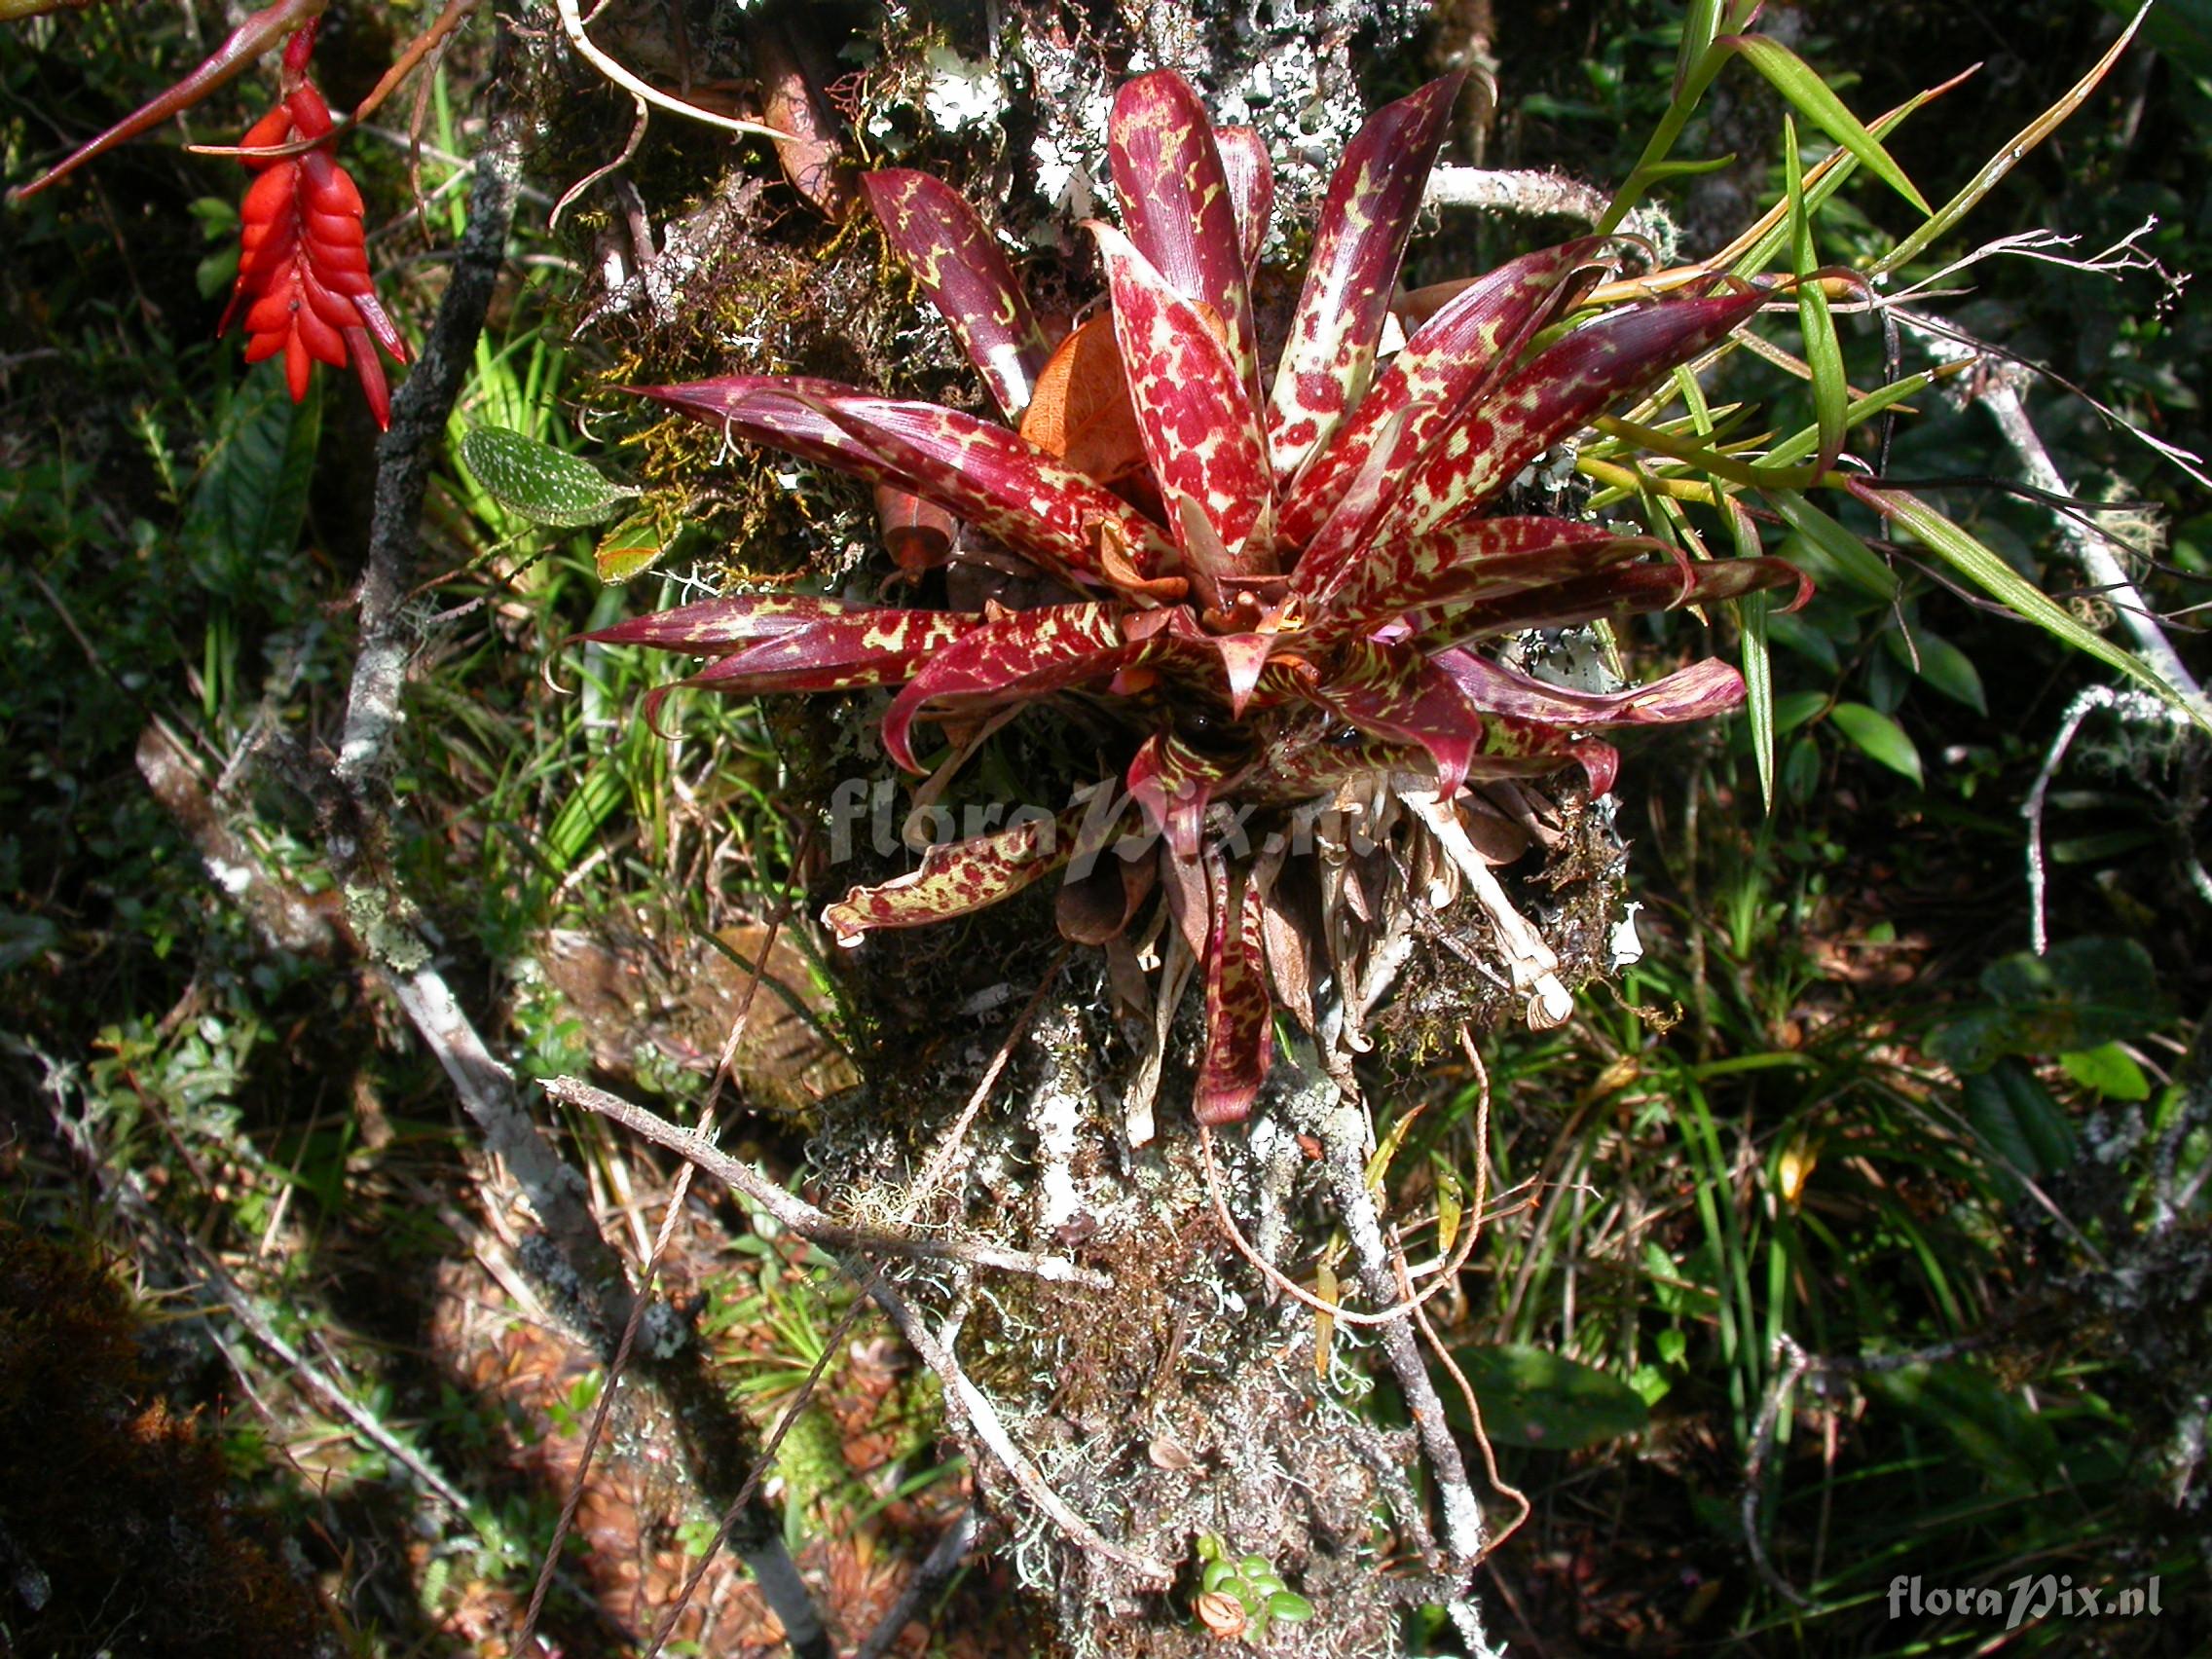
[1828,701,1923,786]
[1960,1060,2077,1190]
[1721,34,1931,213]
[1443,1345,1651,1450]
[594,510,673,583]
[460,427,639,528]
[1266,1591,1315,1624]
[1884,626,1987,715]
[2059,1043,2151,1101]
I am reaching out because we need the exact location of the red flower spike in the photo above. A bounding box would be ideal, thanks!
[217,38,407,428]
[606,70,1815,1132]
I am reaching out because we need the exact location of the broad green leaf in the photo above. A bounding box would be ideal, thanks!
[1444,1345,1651,1450]
[2059,1042,2152,1101]
[1769,490,1898,601]
[185,375,322,594]
[1930,937,2163,1072]
[460,427,639,528]
[1265,1592,1315,1624]
[1849,483,2206,730]
[1884,626,1987,715]
[1960,1060,2078,1191]
[1721,34,1931,213]
[1771,689,1826,735]
[1862,1361,2064,1495]
[1828,700,1923,786]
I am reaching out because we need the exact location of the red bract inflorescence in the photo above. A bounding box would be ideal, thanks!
[585,70,1811,1130]
[217,24,407,427]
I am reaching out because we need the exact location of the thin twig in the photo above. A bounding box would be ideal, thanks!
[545,1078,1109,1287]
[553,0,793,142]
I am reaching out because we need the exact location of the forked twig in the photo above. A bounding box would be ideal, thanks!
[545,1078,1109,1288]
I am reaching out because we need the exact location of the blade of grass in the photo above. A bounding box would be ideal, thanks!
[1871,3,2152,278]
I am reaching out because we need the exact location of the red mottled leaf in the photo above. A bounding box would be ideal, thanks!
[1127,732,1249,860]
[1386,287,1766,536]
[684,608,978,683]
[630,376,921,489]
[1214,125,1274,274]
[577,592,890,653]
[1436,652,1749,727]
[823,804,1087,946]
[880,602,1143,771]
[1316,516,1654,633]
[1197,852,1272,1125]
[1266,73,1462,479]
[1091,223,1276,571]
[1422,553,1809,647]
[863,168,1053,421]
[1310,642,1488,794]
[1246,732,1420,803]
[810,392,1175,580]
[1110,71,1262,402]
[1017,314,1149,486]
[1280,240,1608,549]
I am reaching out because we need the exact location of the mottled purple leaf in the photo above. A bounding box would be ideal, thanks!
[1127,731,1248,860]
[1421,553,1809,647]
[576,592,873,654]
[880,602,1145,771]
[1213,125,1274,274]
[1279,240,1608,549]
[823,804,1087,945]
[863,168,1054,422]
[1385,287,1767,536]
[809,392,1175,580]
[1196,852,1271,1125]
[1110,71,1262,402]
[1309,641,1488,794]
[1091,223,1276,572]
[1315,516,1655,634]
[630,375,920,489]
[1266,73,1463,479]
[1436,651,1749,727]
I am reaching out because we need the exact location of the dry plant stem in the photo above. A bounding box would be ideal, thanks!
[1426,165,1677,266]
[323,99,827,1653]
[338,117,521,788]
[544,1077,1109,1287]
[852,1507,979,1659]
